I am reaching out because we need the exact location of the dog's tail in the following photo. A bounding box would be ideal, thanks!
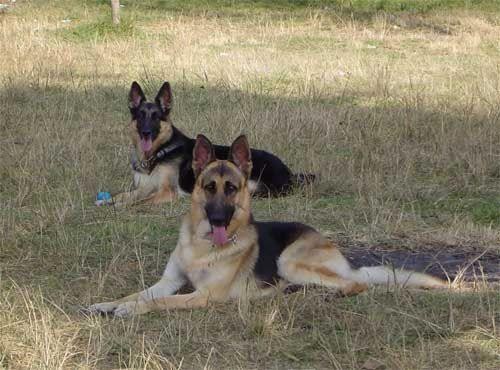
[349,265,447,289]
[291,173,316,186]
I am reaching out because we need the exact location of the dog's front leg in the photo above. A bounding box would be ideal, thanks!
[110,169,160,207]
[112,188,156,207]
[88,251,186,315]
[113,290,210,317]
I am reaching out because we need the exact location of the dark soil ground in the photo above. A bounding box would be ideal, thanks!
[340,241,500,284]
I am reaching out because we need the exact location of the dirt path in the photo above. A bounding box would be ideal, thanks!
[339,241,500,283]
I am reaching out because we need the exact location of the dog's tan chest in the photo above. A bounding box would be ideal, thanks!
[177,231,259,299]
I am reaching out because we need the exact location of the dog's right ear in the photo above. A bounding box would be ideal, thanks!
[155,82,173,120]
[128,81,146,118]
[192,134,216,177]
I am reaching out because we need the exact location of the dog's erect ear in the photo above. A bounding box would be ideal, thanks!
[155,82,173,120]
[193,134,216,177]
[129,81,146,117]
[229,135,252,178]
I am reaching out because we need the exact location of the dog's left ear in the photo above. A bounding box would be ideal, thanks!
[155,82,173,120]
[193,134,216,177]
[229,135,252,178]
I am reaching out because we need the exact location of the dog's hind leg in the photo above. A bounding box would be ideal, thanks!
[277,234,368,296]
[278,234,445,293]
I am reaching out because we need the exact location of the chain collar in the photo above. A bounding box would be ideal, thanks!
[228,233,238,245]
[132,142,185,173]
[211,233,238,248]
[139,156,155,171]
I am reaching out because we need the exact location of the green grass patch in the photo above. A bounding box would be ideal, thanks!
[27,0,500,26]
[313,194,356,208]
[56,17,141,42]
[409,193,500,226]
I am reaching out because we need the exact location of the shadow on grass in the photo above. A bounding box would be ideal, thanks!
[1,78,500,294]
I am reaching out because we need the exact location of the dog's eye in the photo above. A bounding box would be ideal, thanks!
[225,182,237,195]
[204,182,216,193]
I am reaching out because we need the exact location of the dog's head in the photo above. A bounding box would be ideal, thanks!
[191,134,253,246]
[128,81,173,156]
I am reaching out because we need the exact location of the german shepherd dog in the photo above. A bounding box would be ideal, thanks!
[89,135,446,317]
[105,81,313,207]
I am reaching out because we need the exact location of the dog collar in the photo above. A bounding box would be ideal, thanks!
[211,232,238,248]
[228,233,238,244]
[132,142,185,173]
[155,141,185,160]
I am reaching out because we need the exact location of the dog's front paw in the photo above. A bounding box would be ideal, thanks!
[113,301,149,317]
[86,301,119,315]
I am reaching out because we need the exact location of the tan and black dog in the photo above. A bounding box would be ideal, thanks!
[89,135,446,317]
[105,81,314,207]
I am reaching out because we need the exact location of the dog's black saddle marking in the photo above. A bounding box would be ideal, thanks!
[253,221,315,286]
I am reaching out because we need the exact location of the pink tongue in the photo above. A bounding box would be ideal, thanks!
[140,138,152,153]
[212,226,228,246]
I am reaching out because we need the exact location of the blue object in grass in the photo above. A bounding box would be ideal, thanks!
[95,191,112,206]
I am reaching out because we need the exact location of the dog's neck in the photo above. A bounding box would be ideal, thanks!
[130,119,175,160]
[130,122,191,173]
[179,215,257,273]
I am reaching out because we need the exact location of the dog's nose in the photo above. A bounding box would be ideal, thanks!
[208,213,226,227]
[141,130,152,137]
[205,202,235,228]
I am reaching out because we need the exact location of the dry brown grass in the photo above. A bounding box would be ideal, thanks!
[1,1,500,368]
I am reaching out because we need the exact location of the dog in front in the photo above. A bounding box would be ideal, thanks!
[89,135,446,317]
[108,81,314,207]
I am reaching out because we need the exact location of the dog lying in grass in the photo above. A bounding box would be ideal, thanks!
[89,134,446,317]
[106,81,314,207]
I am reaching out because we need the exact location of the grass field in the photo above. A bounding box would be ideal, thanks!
[1,0,500,368]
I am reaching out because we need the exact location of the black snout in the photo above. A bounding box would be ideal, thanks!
[205,202,235,228]
[141,130,152,138]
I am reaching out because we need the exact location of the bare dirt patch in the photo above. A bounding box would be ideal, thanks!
[340,241,500,283]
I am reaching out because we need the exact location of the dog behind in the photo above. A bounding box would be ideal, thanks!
[106,81,315,207]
